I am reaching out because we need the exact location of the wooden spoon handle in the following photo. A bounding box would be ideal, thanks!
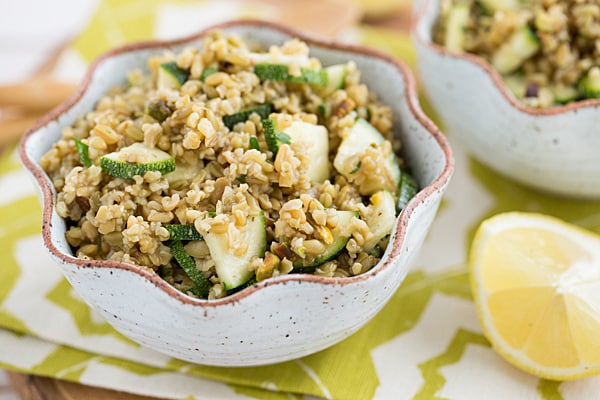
[0,79,77,112]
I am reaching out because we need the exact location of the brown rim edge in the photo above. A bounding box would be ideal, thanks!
[411,0,600,116]
[19,18,454,307]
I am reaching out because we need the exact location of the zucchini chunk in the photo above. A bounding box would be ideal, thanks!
[551,84,579,104]
[202,212,267,290]
[491,26,540,75]
[283,120,330,183]
[157,61,189,90]
[363,190,397,252]
[100,142,175,180]
[169,239,210,297]
[247,52,311,67]
[477,0,522,14]
[222,103,273,130]
[325,64,348,90]
[444,3,471,52]
[502,73,528,98]
[577,67,600,99]
[164,162,201,185]
[397,172,419,212]
[333,118,401,195]
[294,210,358,269]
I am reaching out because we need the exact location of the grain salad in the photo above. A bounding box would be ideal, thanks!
[40,31,417,299]
[434,0,600,108]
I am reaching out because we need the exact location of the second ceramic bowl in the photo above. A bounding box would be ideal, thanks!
[413,0,600,198]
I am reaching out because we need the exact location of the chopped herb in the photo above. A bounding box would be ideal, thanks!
[200,67,219,82]
[350,161,361,174]
[276,132,291,145]
[73,138,92,167]
[249,136,260,151]
[237,174,247,183]
[317,103,327,118]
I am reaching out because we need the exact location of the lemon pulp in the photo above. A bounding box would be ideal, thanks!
[470,212,600,380]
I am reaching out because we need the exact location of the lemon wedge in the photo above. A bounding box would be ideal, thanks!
[470,212,600,380]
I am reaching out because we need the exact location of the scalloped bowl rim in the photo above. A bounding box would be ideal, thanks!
[19,19,454,308]
[411,0,600,116]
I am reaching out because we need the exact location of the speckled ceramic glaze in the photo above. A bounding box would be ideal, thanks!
[20,20,453,366]
[413,0,600,198]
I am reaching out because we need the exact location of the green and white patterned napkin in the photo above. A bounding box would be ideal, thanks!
[3,1,600,399]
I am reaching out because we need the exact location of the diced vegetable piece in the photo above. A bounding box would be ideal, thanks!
[254,64,328,86]
[169,239,210,297]
[577,67,600,99]
[100,142,175,179]
[262,118,290,157]
[325,64,348,90]
[222,103,273,130]
[145,99,172,122]
[164,224,203,241]
[551,84,579,104]
[491,26,540,75]
[158,61,189,90]
[294,210,358,269]
[445,3,471,52]
[201,212,267,290]
[247,52,311,67]
[333,118,401,195]
[477,0,522,14]
[73,138,92,167]
[397,172,419,212]
[363,191,397,251]
[502,73,528,98]
[200,67,218,82]
[164,162,201,184]
[283,120,330,182]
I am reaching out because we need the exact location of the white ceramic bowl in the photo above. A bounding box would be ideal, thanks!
[20,20,453,366]
[412,0,600,198]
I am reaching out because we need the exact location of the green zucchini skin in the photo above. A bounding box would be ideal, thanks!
[164,224,203,241]
[254,64,328,86]
[223,103,273,130]
[578,67,600,99]
[100,143,175,180]
[169,239,210,297]
[100,157,175,180]
[158,61,189,89]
